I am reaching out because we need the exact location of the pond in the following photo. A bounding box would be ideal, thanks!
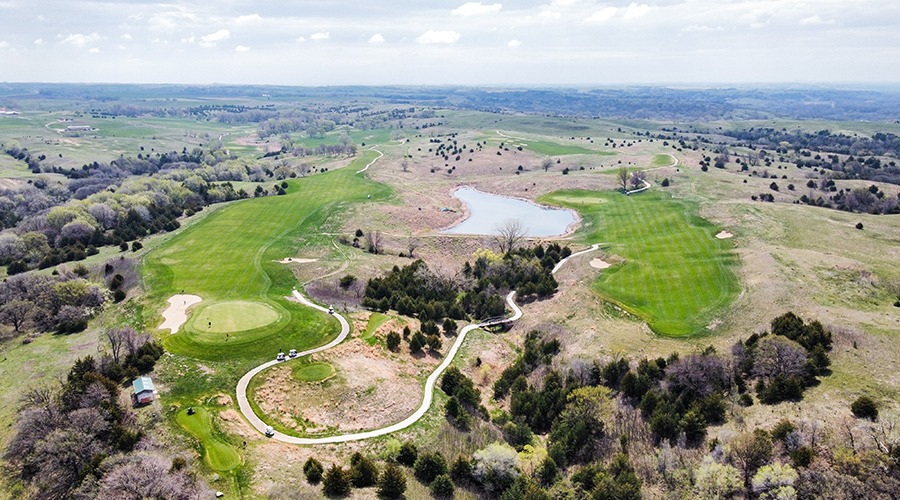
[442,186,578,237]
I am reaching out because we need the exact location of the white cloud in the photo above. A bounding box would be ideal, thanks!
[120,33,132,40]
[199,29,230,47]
[295,36,306,43]
[235,45,250,52]
[417,30,461,44]
[507,39,521,47]
[33,38,44,45]
[0,41,9,49]
[683,24,725,33]
[538,10,561,22]
[585,7,617,23]
[310,32,330,40]
[622,2,650,20]
[551,0,577,6]
[452,2,502,16]
[236,14,262,24]
[61,32,103,48]
[181,35,196,44]
[368,33,385,44]
[88,47,100,53]
[800,15,834,25]
[35,14,45,22]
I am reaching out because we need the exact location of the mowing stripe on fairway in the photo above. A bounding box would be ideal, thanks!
[543,189,740,336]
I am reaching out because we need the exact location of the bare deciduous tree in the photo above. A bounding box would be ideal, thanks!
[0,300,34,332]
[406,238,418,258]
[366,230,383,255]
[494,219,526,254]
[541,158,553,172]
[401,159,409,172]
[617,166,629,192]
[751,335,808,380]
[629,170,647,190]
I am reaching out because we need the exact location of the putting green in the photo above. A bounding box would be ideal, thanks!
[144,150,391,362]
[193,301,280,333]
[544,189,740,336]
[293,362,336,383]
[175,407,241,472]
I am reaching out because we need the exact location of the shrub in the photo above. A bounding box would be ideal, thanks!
[396,442,418,466]
[450,455,472,483]
[413,451,448,483]
[430,474,454,497]
[376,462,406,498]
[851,396,878,420]
[304,457,324,484]
[339,275,356,289]
[349,452,378,488]
[855,222,864,230]
[322,463,351,496]
[386,332,401,352]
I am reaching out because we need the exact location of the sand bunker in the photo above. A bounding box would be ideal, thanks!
[277,258,318,264]
[715,231,734,239]
[590,258,612,270]
[158,294,202,333]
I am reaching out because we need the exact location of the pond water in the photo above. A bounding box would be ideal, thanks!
[442,187,578,237]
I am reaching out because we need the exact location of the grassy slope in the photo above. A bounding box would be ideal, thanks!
[545,189,740,336]
[143,151,391,363]
[175,407,242,472]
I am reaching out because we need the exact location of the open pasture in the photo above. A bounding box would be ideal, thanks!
[545,189,740,336]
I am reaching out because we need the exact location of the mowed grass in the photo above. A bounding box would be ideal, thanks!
[293,361,336,382]
[544,189,740,336]
[525,140,614,156]
[191,301,281,334]
[653,154,675,166]
[143,150,391,362]
[175,407,241,472]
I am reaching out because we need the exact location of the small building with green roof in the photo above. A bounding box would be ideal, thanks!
[132,376,155,405]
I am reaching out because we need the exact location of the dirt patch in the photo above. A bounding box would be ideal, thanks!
[215,394,232,406]
[715,230,734,239]
[254,339,430,433]
[234,134,281,153]
[590,258,612,269]
[158,294,202,333]
[276,258,318,264]
[217,409,259,440]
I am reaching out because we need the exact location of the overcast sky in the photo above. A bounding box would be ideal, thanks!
[0,0,898,86]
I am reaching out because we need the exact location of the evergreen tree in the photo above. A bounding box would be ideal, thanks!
[322,463,351,497]
[376,462,407,498]
[303,457,324,484]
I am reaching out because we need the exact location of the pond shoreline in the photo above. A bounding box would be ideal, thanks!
[441,185,581,238]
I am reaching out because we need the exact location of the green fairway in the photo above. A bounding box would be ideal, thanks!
[525,140,614,156]
[293,361,336,382]
[144,150,391,362]
[175,407,241,472]
[192,301,281,334]
[544,190,740,336]
[653,154,675,166]
[362,312,390,345]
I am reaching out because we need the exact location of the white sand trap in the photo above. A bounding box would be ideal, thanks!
[590,258,612,270]
[715,231,734,239]
[277,258,318,264]
[158,294,202,333]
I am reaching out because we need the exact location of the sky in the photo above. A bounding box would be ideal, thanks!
[0,0,898,86]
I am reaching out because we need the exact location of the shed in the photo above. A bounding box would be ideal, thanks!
[132,376,155,405]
